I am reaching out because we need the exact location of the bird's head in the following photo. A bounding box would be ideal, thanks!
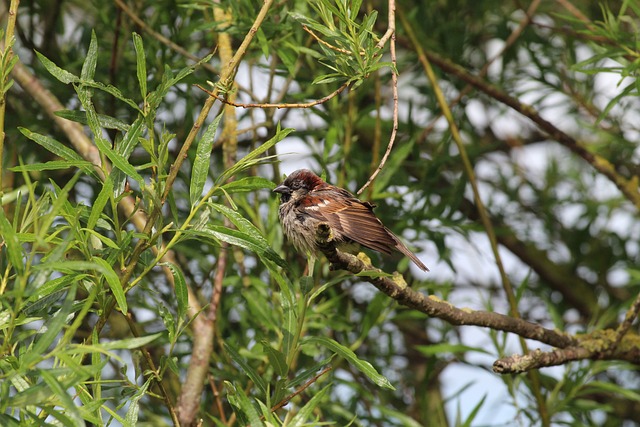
[273,169,325,203]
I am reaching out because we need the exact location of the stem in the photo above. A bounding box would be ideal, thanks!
[0,0,21,196]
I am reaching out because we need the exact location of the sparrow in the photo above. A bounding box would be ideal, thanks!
[273,169,429,272]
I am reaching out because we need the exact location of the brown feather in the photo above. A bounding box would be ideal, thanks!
[276,169,429,272]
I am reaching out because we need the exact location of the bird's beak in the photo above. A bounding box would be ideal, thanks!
[273,184,290,194]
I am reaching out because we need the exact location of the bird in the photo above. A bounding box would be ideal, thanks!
[273,169,429,272]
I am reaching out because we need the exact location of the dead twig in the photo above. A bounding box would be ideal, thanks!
[195,82,350,109]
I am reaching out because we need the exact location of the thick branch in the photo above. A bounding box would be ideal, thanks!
[493,347,592,373]
[314,224,575,349]
[315,224,640,373]
[494,331,640,374]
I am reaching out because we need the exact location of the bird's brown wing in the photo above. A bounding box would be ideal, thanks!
[299,191,396,254]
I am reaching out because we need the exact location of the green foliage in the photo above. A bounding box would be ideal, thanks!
[1,0,640,426]
[290,0,389,86]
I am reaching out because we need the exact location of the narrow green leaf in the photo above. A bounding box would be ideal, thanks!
[186,226,287,269]
[92,257,127,313]
[48,177,79,221]
[220,176,275,193]
[0,415,21,427]
[287,359,333,389]
[300,275,314,295]
[0,184,28,206]
[255,399,277,424]
[147,55,213,111]
[124,378,151,427]
[460,394,487,427]
[0,358,30,392]
[29,283,77,360]
[227,384,263,427]
[81,31,98,81]
[207,202,289,269]
[132,33,147,100]
[302,336,395,390]
[101,333,162,350]
[377,406,424,427]
[288,385,330,426]
[312,74,346,85]
[372,138,415,194]
[268,260,294,307]
[10,160,93,172]
[5,382,56,408]
[261,340,288,377]
[161,262,189,320]
[597,81,636,125]
[77,89,145,186]
[24,290,66,316]
[95,134,144,185]
[190,114,223,206]
[19,128,84,161]
[584,380,640,401]
[87,175,113,230]
[216,126,294,184]
[112,115,146,195]
[224,343,268,395]
[82,80,141,112]
[35,50,79,84]
[54,110,130,131]
[33,260,96,273]
[282,305,297,365]
[39,370,85,427]
[118,115,145,159]
[0,208,23,273]
[25,275,80,304]
[208,203,269,247]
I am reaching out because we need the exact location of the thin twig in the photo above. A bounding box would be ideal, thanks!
[195,81,350,109]
[555,0,596,31]
[208,374,228,423]
[270,366,333,412]
[315,224,640,374]
[611,292,640,353]
[357,3,397,195]
[375,0,395,50]
[302,25,352,54]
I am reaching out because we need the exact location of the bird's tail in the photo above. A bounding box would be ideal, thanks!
[391,233,429,272]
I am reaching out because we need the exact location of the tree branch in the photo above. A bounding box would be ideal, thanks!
[494,330,640,374]
[314,224,640,374]
[314,224,575,349]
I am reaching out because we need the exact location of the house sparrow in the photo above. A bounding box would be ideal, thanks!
[273,169,429,272]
